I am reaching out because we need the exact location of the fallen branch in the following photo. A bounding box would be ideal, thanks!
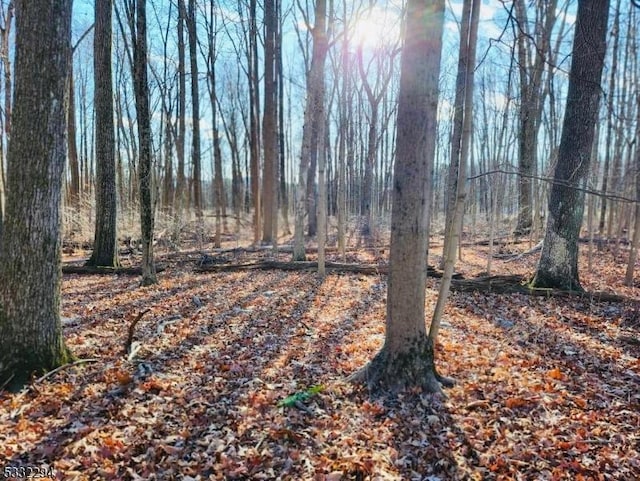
[196,259,386,274]
[34,358,100,384]
[195,259,460,279]
[493,241,543,261]
[449,274,638,303]
[63,264,166,276]
[124,309,151,356]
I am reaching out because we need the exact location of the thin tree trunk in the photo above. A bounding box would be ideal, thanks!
[132,0,157,286]
[277,2,290,236]
[599,0,620,235]
[249,0,261,244]
[174,0,187,236]
[262,0,278,246]
[429,0,480,347]
[187,0,202,234]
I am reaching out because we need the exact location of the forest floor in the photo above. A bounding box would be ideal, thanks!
[1,231,640,480]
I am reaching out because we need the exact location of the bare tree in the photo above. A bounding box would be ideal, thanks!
[356,40,398,246]
[187,0,203,230]
[293,0,328,261]
[512,0,558,235]
[349,0,447,393]
[131,0,157,286]
[87,0,119,267]
[262,0,278,245]
[532,0,610,290]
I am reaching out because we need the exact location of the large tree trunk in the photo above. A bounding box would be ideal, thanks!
[132,0,157,286]
[0,0,73,390]
[87,0,119,268]
[293,0,328,261]
[349,0,445,394]
[532,0,610,290]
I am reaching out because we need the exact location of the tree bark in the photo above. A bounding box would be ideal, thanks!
[132,0,157,286]
[349,0,446,394]
[87,0,119,268]
[0,0,73,390]
[532,0,610,290]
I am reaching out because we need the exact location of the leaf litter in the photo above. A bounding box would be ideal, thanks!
[0,245,638,480]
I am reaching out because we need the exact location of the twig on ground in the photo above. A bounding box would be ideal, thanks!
[34,358,100,384]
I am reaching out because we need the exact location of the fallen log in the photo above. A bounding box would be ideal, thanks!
[196,259,386,275]
[195,259,460,278]
[449,274,638,304]
[492,241,543,261]
[62,264,167,276]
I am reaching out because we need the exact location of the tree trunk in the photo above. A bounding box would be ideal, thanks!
[430,0,480,346]
[132,0,157,286]
[624,93,640,286]
[277,3,290,236]
[187,0,202,229]
[0,0,73,390]
[349,0,446,394]
[262,0,278,246]
[442,0,472,262]
[317,92,327,276]
[532,0,610,291]
[598,0,621,235]
[513,0,557,236]
[249,0,261,244]
[174,0,187,231]
[66,64,80,209]
[293,0,328,261]
[87,0,119,268]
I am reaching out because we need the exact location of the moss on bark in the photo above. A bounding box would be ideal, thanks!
[0,305,75,392]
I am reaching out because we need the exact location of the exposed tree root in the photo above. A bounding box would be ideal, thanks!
[347,341,443,395]
[451,274,637,303]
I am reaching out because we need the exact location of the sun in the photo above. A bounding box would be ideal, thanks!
[350,3,402,51]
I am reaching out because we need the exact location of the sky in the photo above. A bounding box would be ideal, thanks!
[61,0,585,185]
